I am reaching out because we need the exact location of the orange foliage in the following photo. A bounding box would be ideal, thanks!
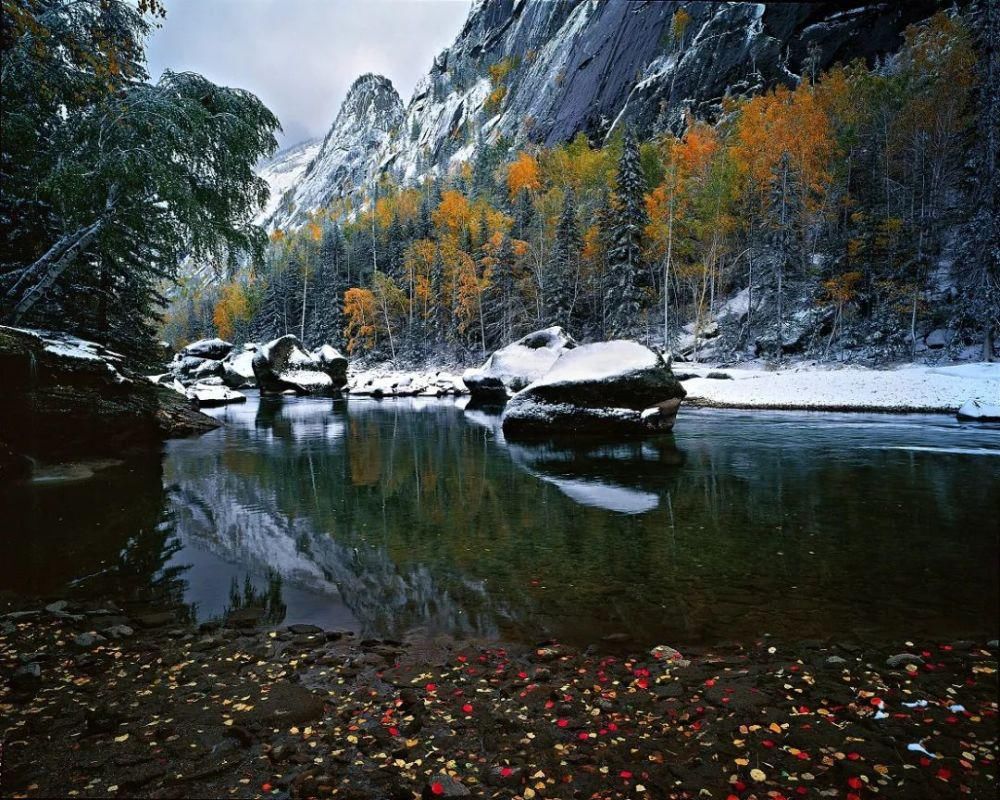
[343,287,377,353]
[507,151,541,198]
[732,82,835,209]
[213,283,248,342]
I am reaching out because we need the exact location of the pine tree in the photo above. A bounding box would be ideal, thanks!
[549,188,580,329]
[606,126,648,338]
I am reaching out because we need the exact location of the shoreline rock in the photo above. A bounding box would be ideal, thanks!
[463,326,576,402]
[0,325,219,464]
[502,340,686,437]
[252,335,340,395]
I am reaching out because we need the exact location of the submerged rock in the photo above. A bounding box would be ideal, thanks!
[252,335,337,395]
[463,326,576,401]
[501,340,686,437]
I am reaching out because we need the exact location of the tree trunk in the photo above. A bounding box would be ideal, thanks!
[6,220,104,323]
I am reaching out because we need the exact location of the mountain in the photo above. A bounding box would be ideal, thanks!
[266,0,951,230]
[269,74,403,229]
[254,137,322,224]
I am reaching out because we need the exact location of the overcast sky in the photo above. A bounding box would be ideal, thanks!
[146,0,472,149]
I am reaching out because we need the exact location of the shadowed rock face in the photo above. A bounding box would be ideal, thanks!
[0,326,219,463]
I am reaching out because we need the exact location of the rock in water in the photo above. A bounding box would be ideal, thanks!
[185,383,247,408]
[310,344,349,389]
[252,335,336,395]
[463,326,576,401]
[501,340,685,437]
[0,325,219,461]
[181,338,234,360]
[956,399,1000,422]
[221,344,258,389]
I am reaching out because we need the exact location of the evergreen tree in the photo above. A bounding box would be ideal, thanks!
[549,188,580,329]
[606,127,647,338]
[1,0,279,361]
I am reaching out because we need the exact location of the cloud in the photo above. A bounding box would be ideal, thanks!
[146,0,471,148]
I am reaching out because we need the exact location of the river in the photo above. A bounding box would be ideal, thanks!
[4,392,998,648]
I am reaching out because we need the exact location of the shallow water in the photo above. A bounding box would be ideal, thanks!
[4,393,998,647]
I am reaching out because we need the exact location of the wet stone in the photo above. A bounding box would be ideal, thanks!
[422,775,470,798]
[287,623,324,635]
[11,662,42,691]
[886,652,925,668]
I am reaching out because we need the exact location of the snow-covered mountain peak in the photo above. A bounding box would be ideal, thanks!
[267,73,403,230]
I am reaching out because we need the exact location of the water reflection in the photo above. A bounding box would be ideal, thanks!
[3,394,998,647]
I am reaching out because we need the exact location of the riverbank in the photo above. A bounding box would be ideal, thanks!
[343,361,999,416]
[2,599,996,799]
[679,362,999,414]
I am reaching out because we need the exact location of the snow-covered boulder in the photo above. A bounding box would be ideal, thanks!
[501,340,686,437]
[348,369,468,398]
[463,326,576,401]
[956,399,1000,422]
[221,344,258,389]
[186,383,247,408]
[252,335,335,394]
[181,337,234,360]
[310,344,349,389]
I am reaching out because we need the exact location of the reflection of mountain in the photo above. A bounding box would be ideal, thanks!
[164,396,513,639]
[153,396,999,648]
[506,440,684,515]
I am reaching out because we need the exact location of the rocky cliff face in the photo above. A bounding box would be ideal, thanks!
[269,74,403,229]
[266,0,951,228]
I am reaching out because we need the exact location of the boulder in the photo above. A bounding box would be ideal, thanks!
[0,326,219,461]
[221,345,258,389]
[463,326,576,401]
[501,340,686,437]
[956,399,1000,422]
[310,344,349,389]
[252,335,335,394]
[186,383,247,408]
[181,337,234,360]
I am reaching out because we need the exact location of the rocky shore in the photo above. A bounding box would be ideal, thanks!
[2,599,996,799]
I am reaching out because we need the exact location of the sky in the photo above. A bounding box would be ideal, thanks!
[146,0,472,149]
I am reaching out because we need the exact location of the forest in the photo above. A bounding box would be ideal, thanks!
[172,9,997,366]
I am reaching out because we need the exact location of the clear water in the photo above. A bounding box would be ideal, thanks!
[4,393,998,647]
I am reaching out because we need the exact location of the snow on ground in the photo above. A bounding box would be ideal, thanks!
[681,362,1000,413]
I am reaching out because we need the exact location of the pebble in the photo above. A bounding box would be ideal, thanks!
[12,662,42,690]
[104,624,134,638]
[885,652,924,668]
[74,632,107,647]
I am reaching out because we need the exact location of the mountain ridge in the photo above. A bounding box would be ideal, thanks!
[262,0,953,231]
